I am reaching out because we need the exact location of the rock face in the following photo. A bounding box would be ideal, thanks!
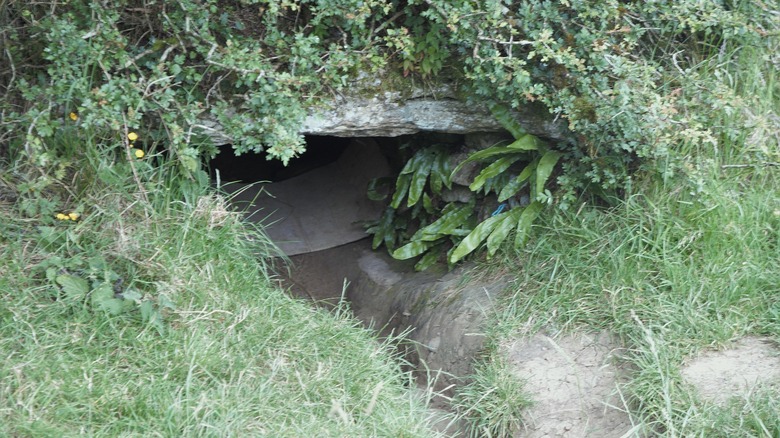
[202,73,568,143]
[300,93,566,141]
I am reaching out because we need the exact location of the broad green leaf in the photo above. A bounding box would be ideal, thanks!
[507,134,543,151]
[449,212,507,263]
[488,102,527,139]
[514,201,544,248]
[90,283,126,315]
[487,207,525,256]
[121,289,143,302]
[469,155,524,192]
[415,244,444,271]
[414,203,474,241]
[422,192,435,214]
[370,208,395,250]
[90,283,114,307]
[56,274,89,301]
[392,239,436,260]
[498,158,538,202]
[429,151,452,194]
[98,298,126,315]
[399,148,427,174]
[451,145,521,178]
[535,150,562,198]
[390,172,411,208]
[408,154,434,207]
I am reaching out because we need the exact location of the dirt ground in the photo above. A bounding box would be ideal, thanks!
[273,242,780,438]
[681,336,780,405]
[502,330,635,438]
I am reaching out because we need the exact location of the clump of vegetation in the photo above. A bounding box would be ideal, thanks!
[2,1,775,269]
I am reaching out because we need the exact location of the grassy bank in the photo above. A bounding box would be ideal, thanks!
[459,31,780,438]
[0,147,438,436]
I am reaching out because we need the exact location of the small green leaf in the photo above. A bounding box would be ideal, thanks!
[90,283,125,315]
[369,208,396,250]
[535,150,562,198]
[469,155,524,192]
[498,158,538,202]
[449,212,506,263]
[56,274,89,301]
[514,201,544,248]
[367,177,392,201]
[422,192,435,214]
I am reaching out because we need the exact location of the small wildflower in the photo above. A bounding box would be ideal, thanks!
[128,132,139,142]
[134,149,145,159]
[69,112,78,121]
[68,212,80,221]
[56,213,69,221]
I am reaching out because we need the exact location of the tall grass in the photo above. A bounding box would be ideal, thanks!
[0,135,440,436]
[458,19,780,438]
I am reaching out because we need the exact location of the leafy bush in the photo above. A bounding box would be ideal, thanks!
[2,0,775,267]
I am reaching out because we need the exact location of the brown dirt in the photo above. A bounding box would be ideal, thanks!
[502,330,636,438]
[681,336,780,405]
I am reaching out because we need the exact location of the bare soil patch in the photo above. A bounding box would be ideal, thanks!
[681,336,780,405]
[502,330,634,438]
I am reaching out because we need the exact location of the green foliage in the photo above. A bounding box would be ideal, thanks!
[368,104,562,269]
[2,0,776,267]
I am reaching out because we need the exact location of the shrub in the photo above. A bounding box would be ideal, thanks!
[2,0,776,267]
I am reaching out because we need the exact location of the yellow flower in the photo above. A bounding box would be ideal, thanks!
[134,149,145,159]
[68,212,80,221]
[128,132,139,142]
[69,112,78,121]
[56,213,69,221]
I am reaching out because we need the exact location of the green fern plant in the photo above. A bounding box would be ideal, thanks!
[367,103,563,270]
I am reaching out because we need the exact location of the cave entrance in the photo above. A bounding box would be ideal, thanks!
[210,133,465,257]
[209,133,500,434]
[212,136,393,256]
